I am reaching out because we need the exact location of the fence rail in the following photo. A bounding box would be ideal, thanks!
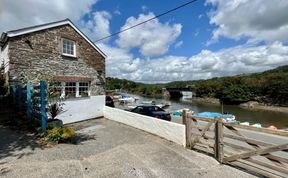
[183,111,288,178]
[10,80,47,130]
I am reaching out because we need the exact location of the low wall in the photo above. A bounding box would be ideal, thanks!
[104,106,186,146]
[58,95,105,124]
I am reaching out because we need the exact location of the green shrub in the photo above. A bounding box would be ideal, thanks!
[45,126,75,143]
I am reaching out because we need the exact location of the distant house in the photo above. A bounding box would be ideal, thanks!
[0,19,106,123]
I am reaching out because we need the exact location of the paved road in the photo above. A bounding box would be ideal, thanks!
[0,118,256,178]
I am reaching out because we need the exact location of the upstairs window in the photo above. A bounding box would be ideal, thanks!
[61,38,76,57]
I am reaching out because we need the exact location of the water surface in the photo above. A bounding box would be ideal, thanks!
[116,95,288,129]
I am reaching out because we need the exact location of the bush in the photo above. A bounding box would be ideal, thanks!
[45,126,75,143]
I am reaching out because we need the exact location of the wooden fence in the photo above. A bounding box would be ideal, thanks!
[10,81,47,130]
[182,110,288,178]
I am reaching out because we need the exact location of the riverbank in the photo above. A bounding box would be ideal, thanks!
[240,101,288,113]
[192,97,288,114]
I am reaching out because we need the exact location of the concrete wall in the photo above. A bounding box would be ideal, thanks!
[58,95,105,124]
[104,106,186,146]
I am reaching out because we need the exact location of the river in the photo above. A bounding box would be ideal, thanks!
[115,94,288,129]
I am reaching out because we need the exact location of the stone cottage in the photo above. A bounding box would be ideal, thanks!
[0,19,106,123]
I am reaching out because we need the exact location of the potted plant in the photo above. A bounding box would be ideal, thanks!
[47,102,64,127]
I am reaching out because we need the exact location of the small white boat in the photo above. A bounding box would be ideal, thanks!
[141,100,154,104]
[118,95,135,103]
[240,122,250,126]
[252,123,262,128]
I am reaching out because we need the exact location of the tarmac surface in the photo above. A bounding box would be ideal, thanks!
[0,118,257,178]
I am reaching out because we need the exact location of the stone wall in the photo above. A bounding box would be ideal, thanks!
[8,25,105,95]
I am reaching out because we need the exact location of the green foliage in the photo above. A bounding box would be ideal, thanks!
[193,80,221,98]
[106,77,163,96]
[218,85,255,104]
[194,65,288,105]
[44,126,75,143]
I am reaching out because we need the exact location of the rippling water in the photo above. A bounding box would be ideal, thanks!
[115,94,288,129]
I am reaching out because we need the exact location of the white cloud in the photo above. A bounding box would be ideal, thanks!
[206,0,288,44]
[116,12,182,57]
[0,0,97,33]
[97,43,139,78]
[102,42,288,83]
[79,11,111,42]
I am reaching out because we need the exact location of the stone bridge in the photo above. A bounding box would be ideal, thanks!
[163,85,196,98]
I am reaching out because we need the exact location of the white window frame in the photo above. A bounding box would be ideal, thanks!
[61,38,76,57]
[78,81,90,97]
[52,81,90,98]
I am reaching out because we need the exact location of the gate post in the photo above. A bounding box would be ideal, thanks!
[215,117,224,163]
[182,109,187,125]
[26,82,32,119]
[17,84,22,112]
[40,81,47,130]
[183,110,192,149]
[12,85,16,105]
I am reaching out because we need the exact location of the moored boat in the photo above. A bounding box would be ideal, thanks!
[252,123,262,128]
[194,112,236,123]
[172,108,194,116]
[118,95,136,103]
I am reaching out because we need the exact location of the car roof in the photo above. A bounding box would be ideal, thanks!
[136,105,160,108]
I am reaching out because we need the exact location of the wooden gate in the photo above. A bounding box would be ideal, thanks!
[183,111,288,177]
[10,81,48,130]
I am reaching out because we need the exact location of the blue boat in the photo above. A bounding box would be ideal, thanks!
[194,112,236,123]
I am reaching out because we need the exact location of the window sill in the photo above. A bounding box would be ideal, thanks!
[61,53,78,59]
[64,96,91,101]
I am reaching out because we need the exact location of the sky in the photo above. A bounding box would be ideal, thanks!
[1,0,288,83]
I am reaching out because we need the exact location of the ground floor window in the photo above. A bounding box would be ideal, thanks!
[65,82,76,98]
[50,81,90,98]
[79,82,89,97]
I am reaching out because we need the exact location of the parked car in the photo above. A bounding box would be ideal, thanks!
[130,105,171,121]
[105,95,115,107]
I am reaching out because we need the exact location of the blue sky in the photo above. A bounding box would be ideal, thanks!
[86,0,245,56]
[92,0,213,56]
[1,0,288,83]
